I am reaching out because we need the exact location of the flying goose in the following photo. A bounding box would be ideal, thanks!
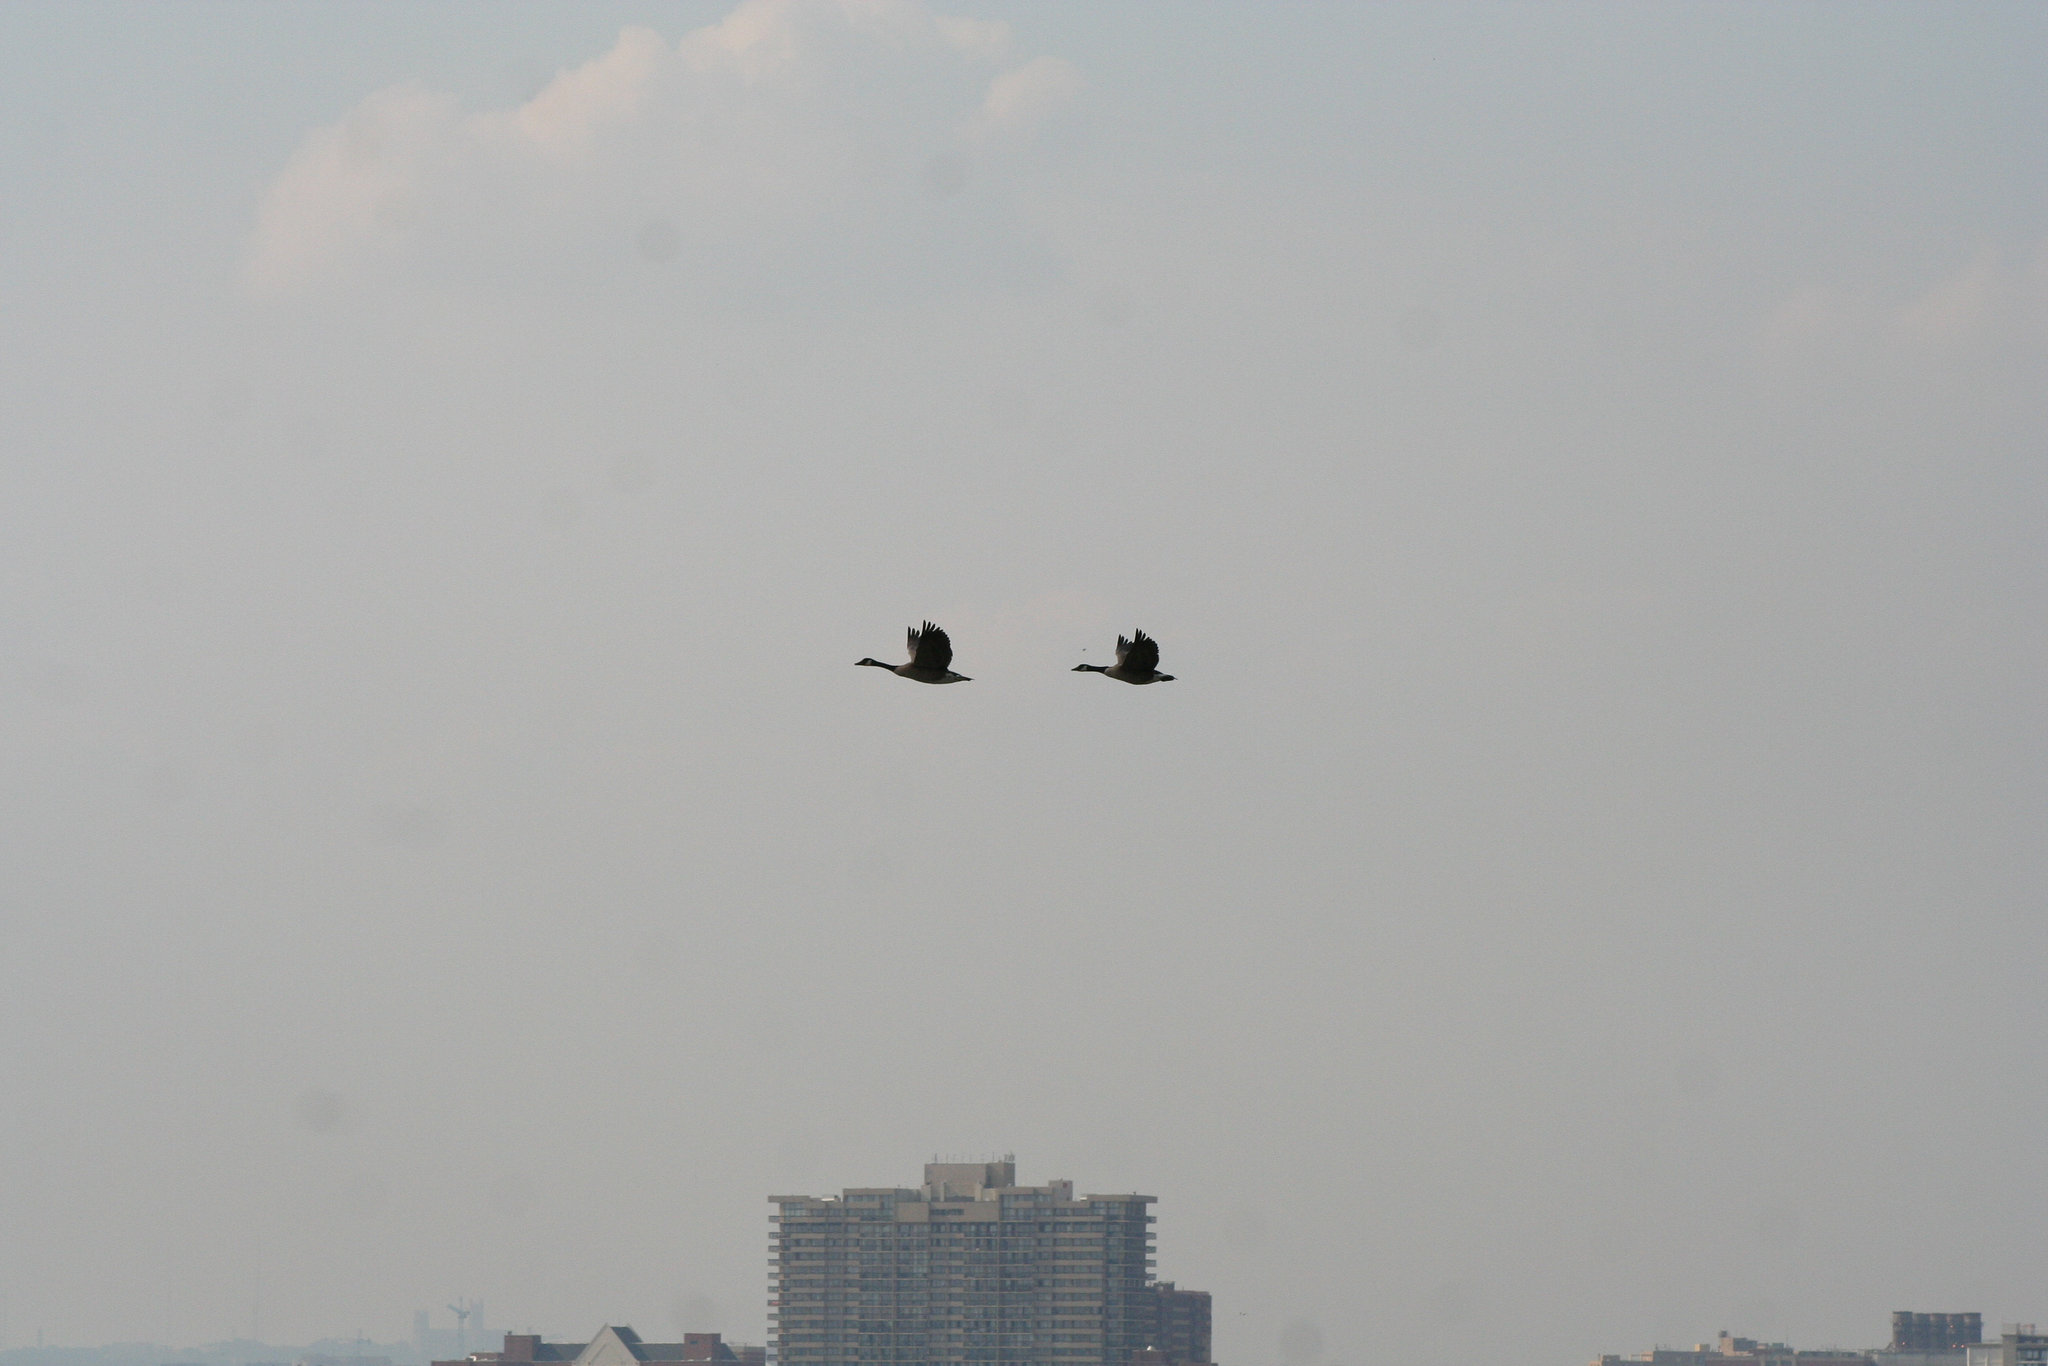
[858,621,971,684]
[1073,629,1176,684]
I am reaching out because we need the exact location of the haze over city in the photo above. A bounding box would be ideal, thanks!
[2,5,2045,1366]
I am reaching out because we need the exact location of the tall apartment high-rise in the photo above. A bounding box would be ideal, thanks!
[770,1158,1213,1366]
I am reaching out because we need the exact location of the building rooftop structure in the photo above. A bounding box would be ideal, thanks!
[1598,1316,1996,1366]
[439,1329,763,1366]
[1874,1312,1982,1366]
[1593,1331,1873,1366]
[1894,1319,1984,1353]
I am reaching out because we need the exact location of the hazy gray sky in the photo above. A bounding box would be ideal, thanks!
[2,5,2045,1366]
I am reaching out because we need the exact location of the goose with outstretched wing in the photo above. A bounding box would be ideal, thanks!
[858,621,972,684]
[1074,629,1176,685]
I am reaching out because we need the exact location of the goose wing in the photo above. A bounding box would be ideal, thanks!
[1120,630,1161,676]
[909,621,954,672]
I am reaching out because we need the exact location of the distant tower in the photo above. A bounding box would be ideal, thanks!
[449,1300,475,1358]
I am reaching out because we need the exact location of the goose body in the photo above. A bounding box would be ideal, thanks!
[858,621,971,684]
[1074,629,1176,685]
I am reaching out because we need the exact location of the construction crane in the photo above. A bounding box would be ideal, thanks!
[448,1300,475,1359]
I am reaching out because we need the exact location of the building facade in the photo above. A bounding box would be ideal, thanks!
[771,1158,1208,1366]
[1965,1326,2048,1366]
[1148,1285,1210,1366]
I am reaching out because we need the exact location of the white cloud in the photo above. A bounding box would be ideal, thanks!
[246,84,465,293]
[245,0,1076,296]
[506,24,673,164]
[932,13,1012,58]
[1889,249,2008,348]
[973,55,1084,140]
[1762,243,2048,361]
